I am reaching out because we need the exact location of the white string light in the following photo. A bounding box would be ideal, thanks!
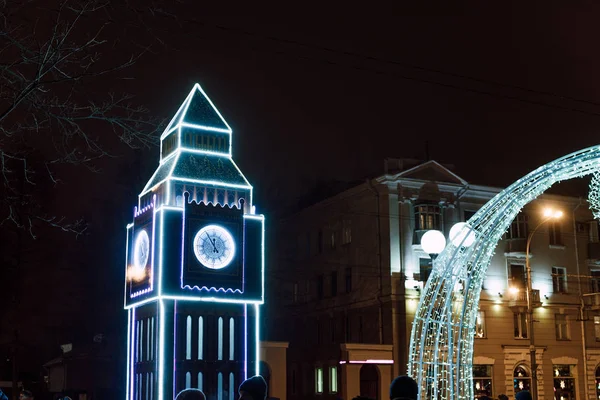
[408,145,600,400]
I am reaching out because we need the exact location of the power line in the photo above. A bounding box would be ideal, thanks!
[182,19,600,117]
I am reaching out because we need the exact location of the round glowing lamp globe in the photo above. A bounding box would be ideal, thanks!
[420,229,446,255]
[449,222,476,247]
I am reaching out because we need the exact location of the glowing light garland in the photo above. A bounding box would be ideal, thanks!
[589,172,600,219]
[408,145,600,400]
[125,83,265,400]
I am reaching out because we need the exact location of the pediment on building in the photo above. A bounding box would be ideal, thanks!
[398,160,467,185]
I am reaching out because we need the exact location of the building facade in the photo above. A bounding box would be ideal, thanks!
[270,159,600,400]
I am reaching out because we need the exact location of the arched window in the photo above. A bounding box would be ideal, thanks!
[218,317,223,360]
[198,316,204,360]
[186,316,192,360]
[229,373,235,400]
[198,372,203,392]
[185,372,191,389]
[229,318,235,360]
[513,364,531,394]
[218,373,223,400]
[595,366,600,400]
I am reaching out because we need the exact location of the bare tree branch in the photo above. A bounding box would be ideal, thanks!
[0,0,172,236]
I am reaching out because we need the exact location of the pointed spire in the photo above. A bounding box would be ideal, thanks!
[161,83,232,140]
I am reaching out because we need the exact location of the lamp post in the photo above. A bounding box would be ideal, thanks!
[525,208,562,400]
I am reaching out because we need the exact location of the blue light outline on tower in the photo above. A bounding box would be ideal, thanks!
[124,82,265,400]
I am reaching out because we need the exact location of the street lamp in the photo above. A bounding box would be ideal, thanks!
[526,208,562,399]
[421,230,446,258]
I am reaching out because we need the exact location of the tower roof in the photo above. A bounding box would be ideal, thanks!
[161,83,232,140]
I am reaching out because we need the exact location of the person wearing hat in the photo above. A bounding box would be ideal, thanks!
[175,389,206,400]
[238,375,267,400]
[389,375,418,400]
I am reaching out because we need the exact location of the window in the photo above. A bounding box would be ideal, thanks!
[475,311,486,338]
[329,366,338,393]
[553,365,576,400]
[420,257,433,282]
[589,221,600,243]
[506,212,529,239]
[185,372,191,389]
[229,373,235,400]
[186,316,192,360]
[345,267,352,293]
[330,231,336,249]
[217,373,223,400]
[509,263,527,290]
[198,317,203,360]
[414,204,441,231]
[549,221,563,246]
[293,283,298,303]
[552,267,567,293]
[513,365,531,394]
[514,312,528,339]
[472,365,492,398]
[555,314,570,340]
[229,318,235,360]
[317,275,324,300]
[342,220,352,245]
[331,271,338,297]
[315,367,324,394]
[594,316,600,341]
[198,372,203,392]
[595,366,600,400]
[318,230,323,254]
[591,270,600,293]
[218,317,223,360]
[291,369,297,395]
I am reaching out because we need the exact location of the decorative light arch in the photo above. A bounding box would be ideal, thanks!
[408,145,600,400]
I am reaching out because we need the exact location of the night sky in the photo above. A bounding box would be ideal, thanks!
[4,0,600,388]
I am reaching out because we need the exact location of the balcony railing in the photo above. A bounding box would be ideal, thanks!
[507,289,541,308]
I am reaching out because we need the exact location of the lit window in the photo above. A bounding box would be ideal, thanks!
[185,372,191,389]
[342,220,352,245]
[549,221,563,246]
[594,316,600,341]
[218,317,223,360]
[506,213,529,239]
[329,366,338,393]
[553,365,576,400]
[513,365,531,394]
[473,365,492,398]
[218,373,223,400]
[198,317,203,360]
[315,367,323,393]
[229,373,235,400]
[414,204,441,231]
[595,366,600,399]
[147,318,150,361]
[514,312,528,339]
[229,318,235,360]
[475,311,486,338]
[555,314,570,340]
[198,372,203,392]
[186,315,192,360]
[140,320,144,362]
[552,267,567,293]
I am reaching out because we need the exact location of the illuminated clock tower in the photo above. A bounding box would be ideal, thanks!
[123,84,264,400]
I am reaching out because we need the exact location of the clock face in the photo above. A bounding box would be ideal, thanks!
[193,225,235,269]
[133,230,150,270]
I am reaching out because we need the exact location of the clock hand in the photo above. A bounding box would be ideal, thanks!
[211,238,219,253]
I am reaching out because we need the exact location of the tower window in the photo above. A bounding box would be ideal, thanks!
[186,315,192,360]
[229,318,235,360]
[198,316,203,360]
[218,317,223,360]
